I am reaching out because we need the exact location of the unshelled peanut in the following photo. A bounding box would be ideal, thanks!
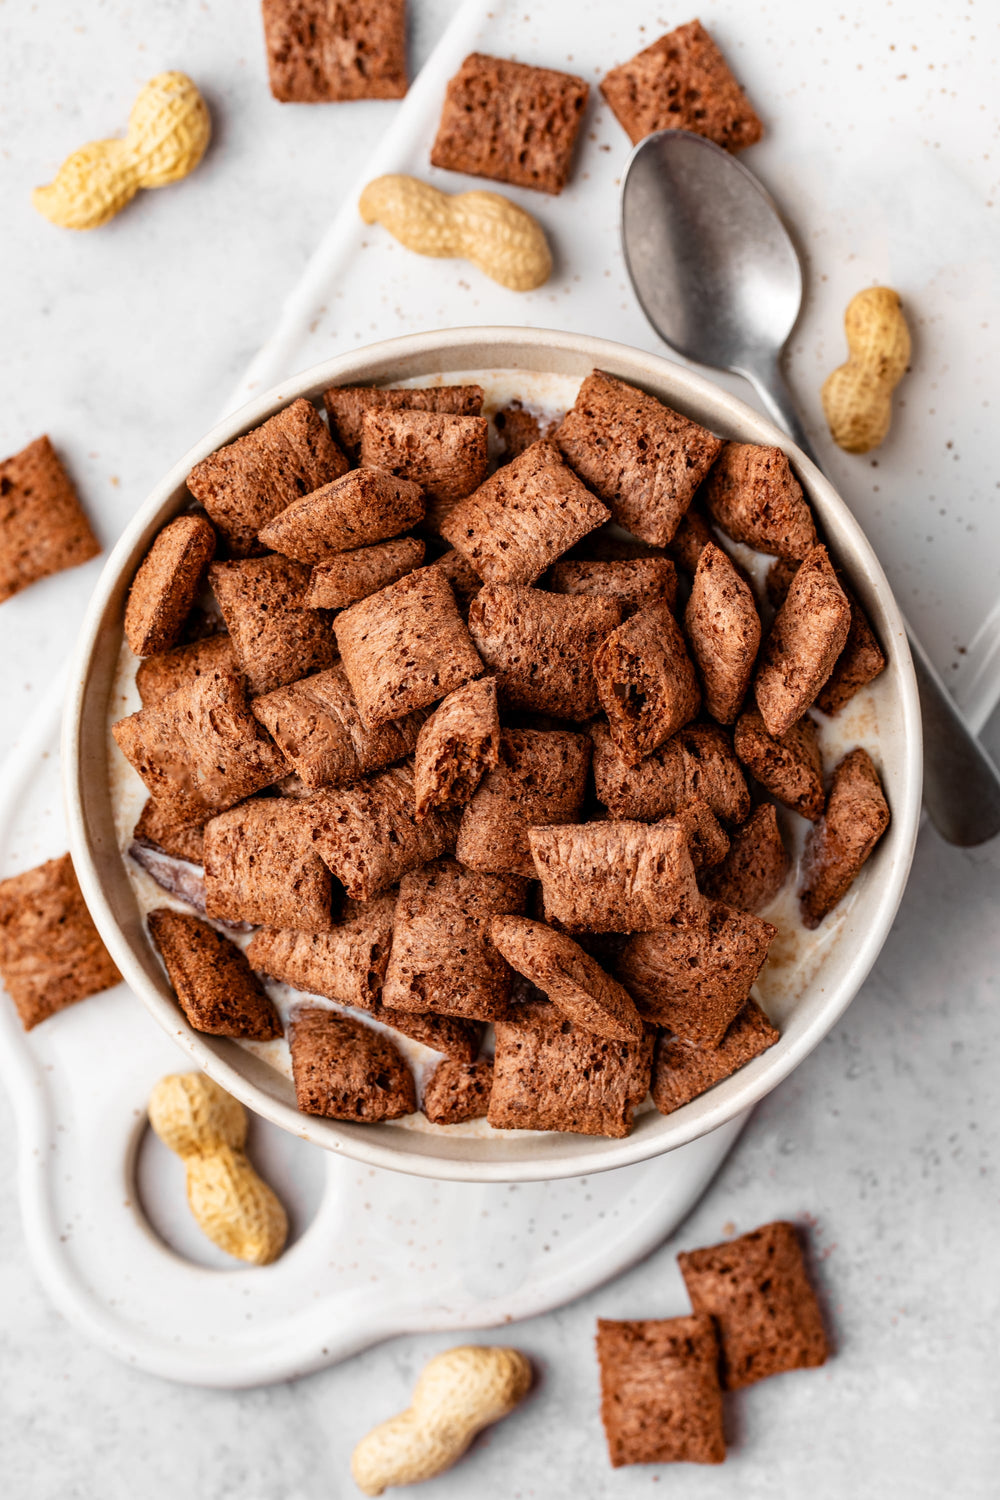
[821,286,911,453]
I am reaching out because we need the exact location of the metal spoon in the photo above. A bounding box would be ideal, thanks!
[621,128,1000,847]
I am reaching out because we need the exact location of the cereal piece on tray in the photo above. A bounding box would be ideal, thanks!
[593,601,701,763]
[491,916,643,1040]
[440,440,609,586]
[619,900,776,1047]
[529,820,703,934]
[428,547,481,617]
[210,556,337,696]
[359,409,489,534]
[203,799,335,932]
[677,1221,829,1389]
[456,727,591,878]
[665,503,715,576]
[702,802,789,912]
[112,665,288,826]
[468,582,621,720]
[305,537,425,610]
[147,908,281,1039]
[675,796,730,872]
[494,400,553,462]
[186,398,348,557]
[252,661,424,791]
[488,1001,653,1137]
[554,372,722,547]
[308,760,460,900]
[0,435,100,604]
[258,470,425,563]
[0,854,121,1030]
[288,1007,416,1121]
[734,707,825,821]
[595,1314,726,1467]
[382,858,527,1022]
[600,17,762,154]
[421,1057,494,1125]
[591,720,750,826]
[123,514,216,657]
[754,545,851,737]
[548,557,677,618]
[430,52,589,195]
[815,593,887,715]
[323,383,484,459]
[133,798,206,865]
[246,893,395,1012]
[135,633,236,707]
[261,0,408,103]
[413,677,500,818]
[684,542,761,724]
[652,999,780,1115]
[799,747,890,928]
[335,566,484,728]
[703,443,816,560]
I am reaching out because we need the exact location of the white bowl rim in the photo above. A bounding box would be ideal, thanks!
[63,325,923,1183]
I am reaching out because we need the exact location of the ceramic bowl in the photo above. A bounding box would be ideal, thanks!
[64,326,922,1182]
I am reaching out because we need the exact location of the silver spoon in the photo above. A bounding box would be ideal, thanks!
[621,128,1000,847]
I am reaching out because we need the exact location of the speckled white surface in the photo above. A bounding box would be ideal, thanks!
[1,1,999,1496]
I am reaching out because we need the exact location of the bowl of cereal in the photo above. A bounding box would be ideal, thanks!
[64,327,922,1182]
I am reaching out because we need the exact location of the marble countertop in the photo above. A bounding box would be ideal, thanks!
[1,3,997,1496]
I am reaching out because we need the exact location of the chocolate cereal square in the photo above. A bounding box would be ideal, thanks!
[441,440,609,586]
[324,383,484,459]
[335,566,484,728]
[530,820,703,934]
[359,409,489,535]
[421,1057,494,1125]
[555,372,722,547]
[491,916,642,1041]
[549,557,677,618]
[147,908,281,1039]
[594,600,701,764]
[112,665,288,826]
[600,18,762,153]
[414,676,500,818]
[799,747,890,929]
[262,0,407,103]
[704,443,816,560]
[247,893,396,1011]
[815,592,887,716]
[596,1315,725,1467]
[489,1001,653,1137]
[306,537,425,609]
[133,798,206,865]
[0,435,99,604]
[187,398,348,557]
[288,1006,415,1121]
[0,854,120,1030]
[252,661,424,791]
[685,542,761,725]
[259,469,425,563]
[308,760,460,900]
[619,900,776,1047]
[457,727,590,878]
[703,802,789,912]
[135,633,236,707]
[203,798,334,932]
[734,707,825,821]
[754,546,851,737]
[382,858,527,1022]
[124,514,217,658]
[591,720,750,826]
[211,556,338,697]
[430,52,589,196]
[652,999,779,1115]
[468,582,621,720]
[678,1221,829,1389]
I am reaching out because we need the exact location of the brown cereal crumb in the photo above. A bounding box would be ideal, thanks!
[494,400,554,462]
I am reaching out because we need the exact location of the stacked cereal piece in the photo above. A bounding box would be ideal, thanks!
[109,372,889,1136]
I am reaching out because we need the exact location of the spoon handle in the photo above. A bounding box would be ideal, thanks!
[742,356,1000,847]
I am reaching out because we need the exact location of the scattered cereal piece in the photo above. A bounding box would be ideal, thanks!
[529,820,703,934]
[210,556,338,696]
[258,469,425,562]
[323,383,484,459]
[147,908,281,1038]
[651,999,779,1114]
[799,747,890,928]
[261,0,407,102]
[203,798,335,932]
[246,894,396,1012]
[430,52,589,195]
[289,1006,416,1121]
[677,1221,828,1388]
[703,443,817,560]
[305,536,425,609]
[360,409,488,534]
[491,916,643,1040]
[593,600,701,764]
[456,726,591,878]
[0,854,120,1030]
[596,1315,726,1466]
[421,1057,494,1125]
[133,798,205,865]
[734,707,825,821]
[590,720,750,826]
[135,633,235,706]
[124,514,217,657]
[548,557,677,618]
[414,677,500,819]
[685,542,761,724]
[0,435,99,604]
[702,803,789,912]
[754,545,851,737]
